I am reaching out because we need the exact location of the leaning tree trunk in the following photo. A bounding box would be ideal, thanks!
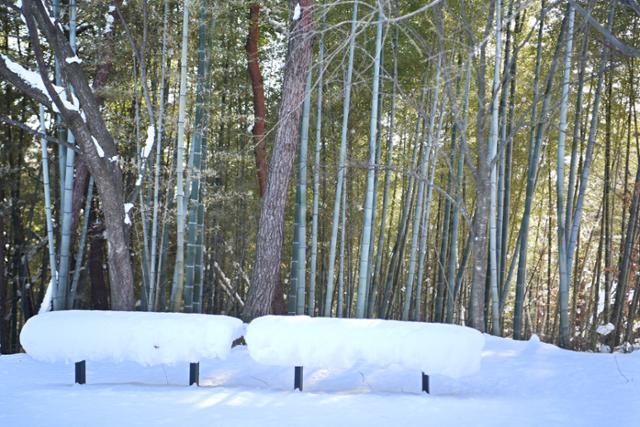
[242,0,315,321]
[0,0,135,310]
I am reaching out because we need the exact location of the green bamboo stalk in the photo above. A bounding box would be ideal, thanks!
[295,70,312,315]
[355,5,383,319]
[39,105,57,311]
[148,0,170,311]
[324,0,358,316]
[185,0,211,313]
[169,0,190,311]
[55,0,77,310]
[69,177,94,307]
[309,14,325,316]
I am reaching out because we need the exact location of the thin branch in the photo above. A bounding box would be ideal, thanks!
[0,114,80,151]
[571,0,640,57]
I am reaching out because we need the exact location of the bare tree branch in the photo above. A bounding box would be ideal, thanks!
[620,0,640,16]
[0,114,80,151]
[571,0,640,57]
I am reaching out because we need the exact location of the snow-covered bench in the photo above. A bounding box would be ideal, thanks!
[20,310,244,385]
[245,315,485,393]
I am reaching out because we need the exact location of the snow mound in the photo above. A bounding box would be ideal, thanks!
[20,310,244,366]
[245,316,484,378]
[596,323,615,336]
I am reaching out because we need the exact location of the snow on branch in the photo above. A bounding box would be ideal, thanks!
[0,54,81,114]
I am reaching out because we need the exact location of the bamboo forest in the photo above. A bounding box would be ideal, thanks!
[1,0,640,358]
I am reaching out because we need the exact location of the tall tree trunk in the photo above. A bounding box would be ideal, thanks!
[563,3,613,348]
[324,0,358,316]
[467,0,496,332]
[170,0,190,311]
[370,26,398,318]
[514,1,557,338]
[556,3,576,348]
[185,1,211,313]
[486,0,503,336]
[294,71,312,314]
[242,0,315,321]
[404,54,442,320]
[246,4,268,197]
[309,11,325,316]
[55,0,77,310]
[355,5,383,318]
[148,0,170,311]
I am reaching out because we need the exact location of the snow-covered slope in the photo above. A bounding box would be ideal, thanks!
[1,334,638,427]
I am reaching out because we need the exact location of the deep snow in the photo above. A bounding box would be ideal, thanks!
[246,315,484,378]
[20,311,244,365]
[1,334,638,427]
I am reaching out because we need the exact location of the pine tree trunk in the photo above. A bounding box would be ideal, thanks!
[242,0,315,321]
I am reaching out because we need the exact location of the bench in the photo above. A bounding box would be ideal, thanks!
[20,310,244,385]
[244,315,485,393]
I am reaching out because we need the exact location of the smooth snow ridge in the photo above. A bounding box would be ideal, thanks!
[20,310,244,366]
[245,315,485,378]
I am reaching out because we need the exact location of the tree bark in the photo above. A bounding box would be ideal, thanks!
[242,0,315,321]
[246,4,268,198]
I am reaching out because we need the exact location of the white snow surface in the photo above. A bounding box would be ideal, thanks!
[19,311,244,366]
[141,125,155,159]
[92,137,105,158]
[596,322,615,336]
[124,202,134,225]
[2,333,639,427]
[103,8,115,34]
[293,2,301,20]
[65,55,82,64]
[37,278,54,314]
[245,316,484,378]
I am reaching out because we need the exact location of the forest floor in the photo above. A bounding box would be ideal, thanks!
[1,334,638,426]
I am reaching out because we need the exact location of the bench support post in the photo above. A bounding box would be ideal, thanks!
[189,362,199,386]
[421,372,429,394]
[294,366,303,391]
[75,361,86,384]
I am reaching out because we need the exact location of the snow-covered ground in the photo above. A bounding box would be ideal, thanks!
[1,335,638,427]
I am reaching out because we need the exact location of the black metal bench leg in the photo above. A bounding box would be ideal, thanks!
[294,366,303,391]
[189,362,199,386]
[75,361,86,384]
[422,372,429,394]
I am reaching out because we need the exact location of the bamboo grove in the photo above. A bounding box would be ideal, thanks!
[0,0,639,353]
